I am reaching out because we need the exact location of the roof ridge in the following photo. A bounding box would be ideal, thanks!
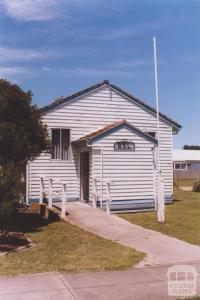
[40,79,181,130]
[40,80,109,113]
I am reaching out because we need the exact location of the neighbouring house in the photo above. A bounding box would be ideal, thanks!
[26,80,181,213]
[173,149,200,178]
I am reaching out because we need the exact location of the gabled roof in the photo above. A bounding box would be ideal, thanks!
[173,150,200,162]
[40,80,181,132]
[73,119,158,145]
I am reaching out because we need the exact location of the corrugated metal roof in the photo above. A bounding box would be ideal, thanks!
[173,150,200,161]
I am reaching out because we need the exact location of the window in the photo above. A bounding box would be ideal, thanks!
[147,132,156,138]
[51,129,70,160]
[174,163,187,170]
[114,141,135,151]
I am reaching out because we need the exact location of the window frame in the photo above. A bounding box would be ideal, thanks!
[51,127,71,161]
[114,141,135,152]
[174,162,187,170]
[147,131,156,138]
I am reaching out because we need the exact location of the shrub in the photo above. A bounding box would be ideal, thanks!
[193,180,200,192]
[0,79,50,231]
[0,165,23,231]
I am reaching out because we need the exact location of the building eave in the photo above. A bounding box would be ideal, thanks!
[40,80,182,132]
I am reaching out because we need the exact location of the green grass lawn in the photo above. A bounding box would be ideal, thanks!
[0,213,145,276]
[121,190,200,245]
[175,178,195,186]
[180,298,200,300]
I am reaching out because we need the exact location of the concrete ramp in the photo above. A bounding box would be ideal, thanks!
[57,202,200,267]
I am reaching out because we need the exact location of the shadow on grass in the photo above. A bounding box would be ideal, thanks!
[5,212,58,234]
[172,198,183,203]
[0,212,55,253]
[0,233,30,252]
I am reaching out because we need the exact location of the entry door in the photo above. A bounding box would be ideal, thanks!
[80,151,89,202]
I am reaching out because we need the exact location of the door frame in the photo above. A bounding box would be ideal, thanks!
[80,151,90,202]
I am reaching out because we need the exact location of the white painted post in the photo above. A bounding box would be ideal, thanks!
[100,146,104,208]
[152,146,157,211]
[61,183,66,218]
[106,202,110,214]
[30,162,32,202]
[105,180,111,214]
[48,178,53,208]
[40,177,44,204]
[92,177,97,208]
[157,173,165,222]
[153,36,165,223]
[26,162,29,204]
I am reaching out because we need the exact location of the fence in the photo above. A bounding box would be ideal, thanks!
[174,170,200,179]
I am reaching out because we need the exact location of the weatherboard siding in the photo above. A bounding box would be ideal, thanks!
[27,86,173,205]
[90,127,155,204]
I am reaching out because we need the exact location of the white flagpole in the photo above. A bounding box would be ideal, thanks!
[153,36,165,223]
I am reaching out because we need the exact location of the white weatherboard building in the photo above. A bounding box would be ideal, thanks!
[173,150,200,170]
[26,80,181,213]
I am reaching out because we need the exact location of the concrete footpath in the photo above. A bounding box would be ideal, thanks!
[61,202,200,267]
[0,262,200,300]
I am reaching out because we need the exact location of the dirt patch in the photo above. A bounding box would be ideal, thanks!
[180,186,193,191]
[0,232,32,255]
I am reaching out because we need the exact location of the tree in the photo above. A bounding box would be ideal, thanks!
[183,145,200,150]
[0,79,50,230]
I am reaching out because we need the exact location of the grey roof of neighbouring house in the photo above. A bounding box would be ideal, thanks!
[40,80,182,131]
[73,119,158,145]
[173,150,200,162]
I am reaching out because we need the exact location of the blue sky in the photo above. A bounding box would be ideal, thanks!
[0,0,199,148]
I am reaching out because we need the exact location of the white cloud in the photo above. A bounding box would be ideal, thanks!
[0,47,60,62]
[41,66,51,72]
[0,0,99,21]
[175,56,197,64]
[101,23,160,40]
[48,66,138,77]
[0,0,64,21]
[0,66,29,77]
[71,67,133,77]
[110,59,150,68]
[0,64,148,83]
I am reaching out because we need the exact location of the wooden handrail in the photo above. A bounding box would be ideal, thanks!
[92,176,112,214]
[38,175,65,185]
[39,175,67,218]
